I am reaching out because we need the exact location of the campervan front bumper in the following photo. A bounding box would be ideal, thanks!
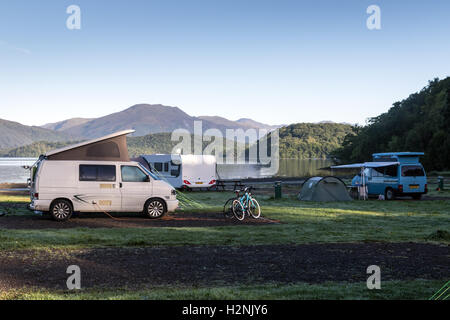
[166,199,179,212]
[28,199,51,212]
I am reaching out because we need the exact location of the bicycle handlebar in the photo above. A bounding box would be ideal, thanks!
[235,186,253,194]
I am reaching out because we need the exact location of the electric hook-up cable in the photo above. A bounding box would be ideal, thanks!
[91,201,127,221]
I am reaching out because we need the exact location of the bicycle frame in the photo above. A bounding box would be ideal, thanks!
[238,191,252,214]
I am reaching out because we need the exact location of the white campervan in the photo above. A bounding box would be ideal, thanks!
[136,154,217,190]
[28,130,178,221]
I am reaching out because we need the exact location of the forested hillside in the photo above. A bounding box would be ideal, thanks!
[1,123,355,159]
[0,133,238,158]
[333,78,450,170]
[278,123,355,159]
[0,134,178,158]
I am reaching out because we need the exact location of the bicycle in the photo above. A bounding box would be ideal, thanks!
[223,187,261,220]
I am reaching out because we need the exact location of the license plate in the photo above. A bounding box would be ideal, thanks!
[409,185,419,189]
[195,182,203,184]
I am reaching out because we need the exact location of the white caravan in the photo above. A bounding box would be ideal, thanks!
[28,130,178,221]
[137,154,217,189]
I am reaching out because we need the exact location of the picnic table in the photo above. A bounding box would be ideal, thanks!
[213,179,245,191]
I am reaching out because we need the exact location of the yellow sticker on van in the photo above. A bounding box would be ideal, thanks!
[99,200,112,206]
[100,184,114,189]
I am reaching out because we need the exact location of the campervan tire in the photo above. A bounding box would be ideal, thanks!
[144,199,166,219]
[385,188,395,201]
[50,199,73,222]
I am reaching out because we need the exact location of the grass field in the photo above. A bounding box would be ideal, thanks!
[0,190,449,300]
[1,191,449,250]
[1,279,446,300]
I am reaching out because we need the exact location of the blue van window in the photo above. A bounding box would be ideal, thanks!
[401,166,424,177]
[385,165,398,177]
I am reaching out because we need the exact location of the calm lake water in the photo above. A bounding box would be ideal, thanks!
[0,158,37,184]
[0,158,334,184]
[217,159,334,179]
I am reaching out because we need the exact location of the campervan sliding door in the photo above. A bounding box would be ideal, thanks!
[77,164,122,212]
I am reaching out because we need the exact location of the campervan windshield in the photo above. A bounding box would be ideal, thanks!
[139,163,161,180]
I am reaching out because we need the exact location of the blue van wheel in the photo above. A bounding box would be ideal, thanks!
[385,188,395,200]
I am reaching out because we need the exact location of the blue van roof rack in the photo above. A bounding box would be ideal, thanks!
[372,152,424,157]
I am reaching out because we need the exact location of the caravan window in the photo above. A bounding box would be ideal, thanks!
[164,162,169,172]
[153,162,163,172]
[79,165,116,181]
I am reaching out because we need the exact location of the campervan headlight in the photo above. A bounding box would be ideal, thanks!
[171,189,176,196]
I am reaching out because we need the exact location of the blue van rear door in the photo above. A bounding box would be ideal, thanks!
[401,165,425,192]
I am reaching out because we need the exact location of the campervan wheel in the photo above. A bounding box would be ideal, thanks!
[50,199,73,222]
[385,188,395,201]
[144,199,166,219]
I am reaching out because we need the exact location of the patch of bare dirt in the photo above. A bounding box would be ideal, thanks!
[0,211,279,229]
[0,243,448,290]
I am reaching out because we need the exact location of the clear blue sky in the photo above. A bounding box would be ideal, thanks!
[0,0,449,126]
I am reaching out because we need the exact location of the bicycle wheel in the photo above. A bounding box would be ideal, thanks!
[232,199,245,221]
[248,198,261,218]
[223,198,235,218]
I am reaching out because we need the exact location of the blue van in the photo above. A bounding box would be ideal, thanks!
[351,152,428,200]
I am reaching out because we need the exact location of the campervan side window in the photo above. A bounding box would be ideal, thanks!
[121,166,148,182]
[385,165,398,177]
[79,165,116,181]
[371,167,384,177]
[402,165,424,177]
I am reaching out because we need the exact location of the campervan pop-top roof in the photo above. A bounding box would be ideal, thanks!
[44,129,135,162]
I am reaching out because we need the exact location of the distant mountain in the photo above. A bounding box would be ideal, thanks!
[53,104,279,140]
[197,116,245,129]
[0,118,74,150]
[0,132,239,158]
[58,104,193,138]
[235,118,280,130]
[42,118,92,131]
[2,122,355,160]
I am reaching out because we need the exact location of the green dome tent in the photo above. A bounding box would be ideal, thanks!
[298,176,352,201]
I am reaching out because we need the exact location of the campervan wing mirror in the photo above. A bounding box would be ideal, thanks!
[145,175,150,182]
